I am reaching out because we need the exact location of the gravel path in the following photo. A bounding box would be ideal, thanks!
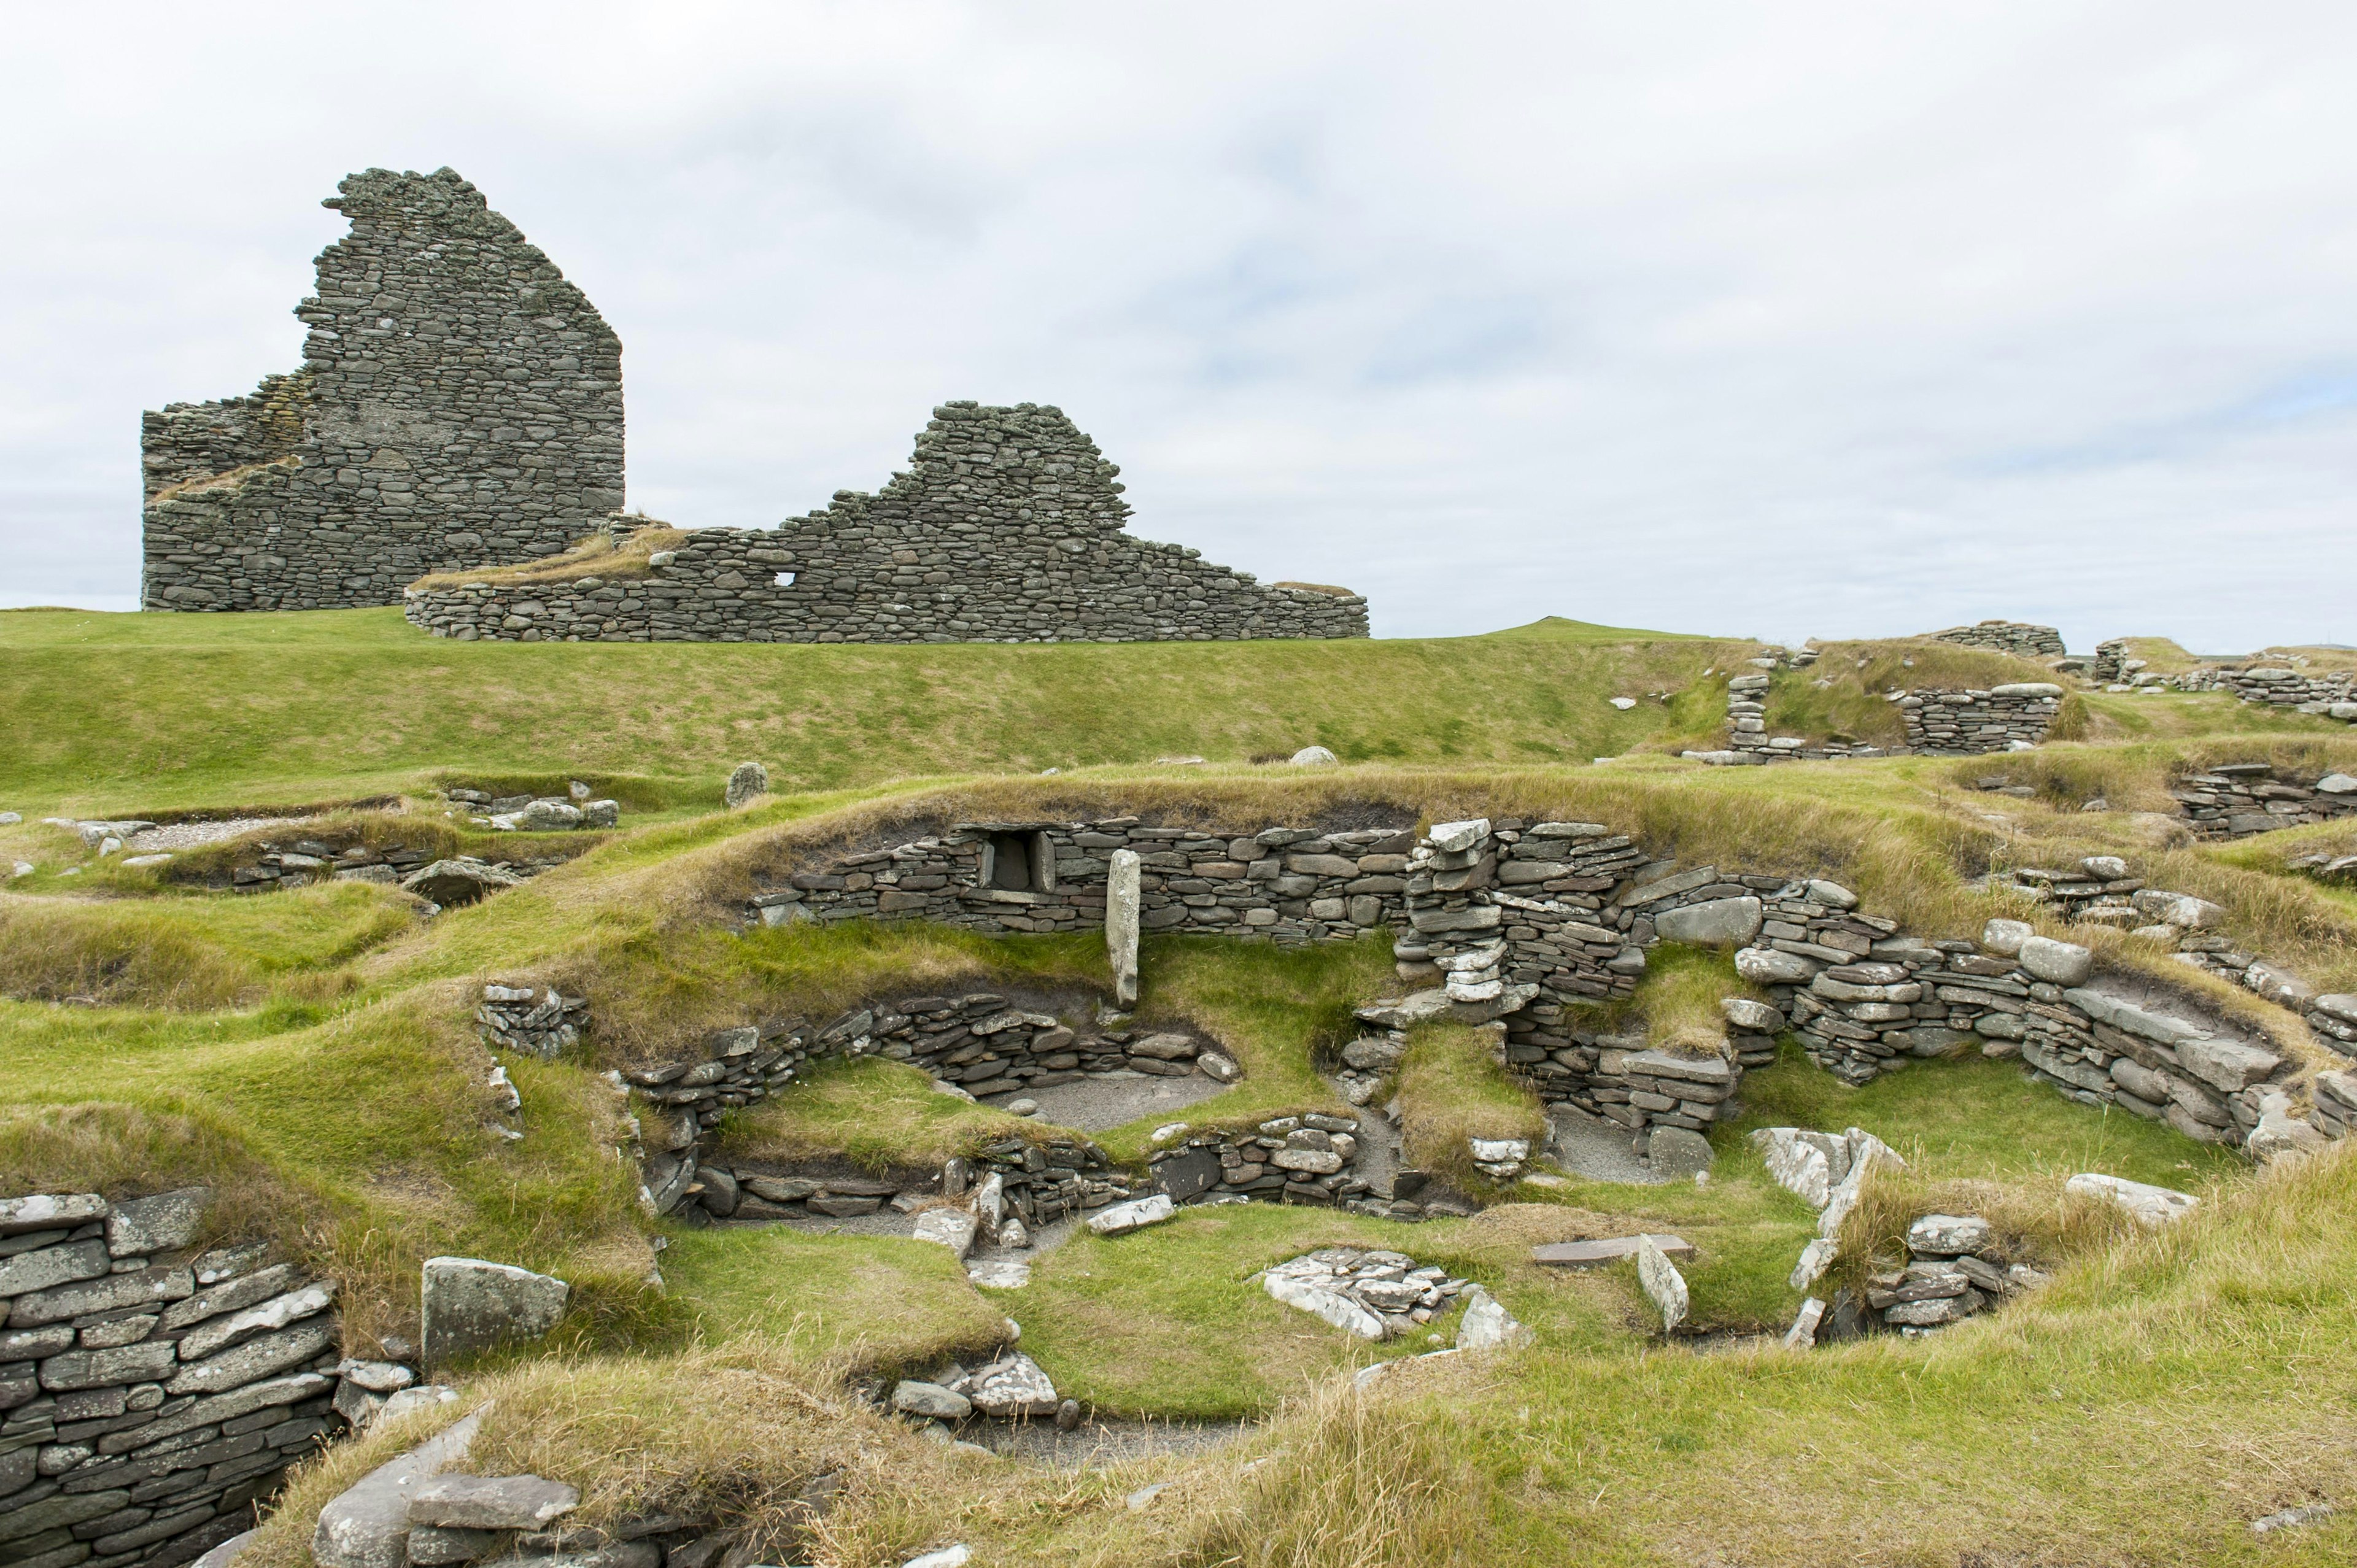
[124,816,317,852]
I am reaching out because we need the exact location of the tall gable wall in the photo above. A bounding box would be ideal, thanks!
[141,168,624,611]
[404,401,1370,643]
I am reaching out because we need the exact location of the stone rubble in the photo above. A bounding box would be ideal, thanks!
[1929,621,2066,660]
[1258,1250,1479,1342]
[1864,1214,2050,1334]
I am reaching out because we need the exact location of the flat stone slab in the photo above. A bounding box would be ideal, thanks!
[407,1473,579,1530]
[1531,1235,1693,1268]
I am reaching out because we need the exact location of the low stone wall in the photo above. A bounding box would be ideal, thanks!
[403,403,1369,646]
[2170,765,2357,840]
[743,819,1416,945]
[1145,1113,1378,1213]
[2172,664,2357,716]
[1929,621,2065,660]
[0,1192,348,1568]
[1899,685,2064,754]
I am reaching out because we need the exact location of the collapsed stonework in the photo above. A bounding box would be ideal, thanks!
[1929,621,2066,660]
[404,403,1368,644]
[141,168,624,611]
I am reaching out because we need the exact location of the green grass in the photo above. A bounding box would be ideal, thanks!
[1395,1023,1549,1184]
[0,606,1752,815]
[657,1223,1007,1370]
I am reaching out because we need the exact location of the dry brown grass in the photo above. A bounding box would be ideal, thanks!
[406,523,688,593]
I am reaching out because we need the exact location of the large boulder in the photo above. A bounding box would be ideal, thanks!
[419,1257,569,1369]
[1646,1127,1714,1178]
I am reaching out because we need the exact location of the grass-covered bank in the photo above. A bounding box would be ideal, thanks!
[0,607,1747,812]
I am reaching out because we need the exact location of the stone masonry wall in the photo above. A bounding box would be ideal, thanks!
[403,403,1368,644]
[0,1192,348,1568]
[741,817,1416,941]
[2169,764,2357,840]
[142,168,624,612]
[1899,684,2063,754]
[1930,621,2065,660]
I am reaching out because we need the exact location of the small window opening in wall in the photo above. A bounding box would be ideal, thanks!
[983,833,1034,891]
[774,571,796,587]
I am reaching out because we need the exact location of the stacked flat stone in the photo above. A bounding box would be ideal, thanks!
[2170,765,2357,840]
[744,818,1414,946]
[1146,1114,1373,1211]
[2172,665,2357,720]
[1700,651,1895,765]
[475,986,586,1061]
[204,836,438,895]
[2089,639,2132,684]
[689,1135,1129,1229]
[1868,1215,2047,1334]
[1927,621,2065,659]
[404,402,1368,645]
[0,1192,347,1568]
[2312,1071,2357,1140]
[1899,685,2063,754]
[142,168,624,612]
[1258,1249,1470,1340]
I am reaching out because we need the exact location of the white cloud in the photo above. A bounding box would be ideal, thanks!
[2,1,2352,651]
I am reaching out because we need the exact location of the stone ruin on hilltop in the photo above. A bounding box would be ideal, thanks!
[141,168,625,612]
[143,167,1368,643]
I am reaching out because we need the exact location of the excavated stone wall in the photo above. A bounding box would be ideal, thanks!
[1929,621,2065,660]
[404,403,1367,644]
[142,168,624,612]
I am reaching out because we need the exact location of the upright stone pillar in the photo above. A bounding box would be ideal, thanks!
[1107,848,1142,1007]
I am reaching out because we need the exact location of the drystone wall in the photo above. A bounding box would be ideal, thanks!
[1898,684,2063,754]
[2171,765,2357,840]
[0,1192,352,1568]
[1929,621,2065,660]
[142,167,624,612]
[404,403,1366,644]
[742,818,1416,941]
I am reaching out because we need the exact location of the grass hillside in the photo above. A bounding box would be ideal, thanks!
[0,608,1748,814]
[9,609,2357,1566]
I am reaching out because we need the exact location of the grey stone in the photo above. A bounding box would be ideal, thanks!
[166,1319,336,1395]
[37,1339,178,1391]
[2175,1035,2283,1093]
[1980,918,2033,956]
[1427,819,1491,854]
[406,1526,504,1565]
[1263,1275,1385,1340]
[910,1209,978,1259]
[1087,1195,1175,1236]
[966,1354,1058,1417]
[407,1473,580,1530]
[1646,1127,1714,1178]
[177,1280,338,1361]
[2017,936,2092,986]
[723,762,768,809]
[103,1189,209,1259]
[1635,1235,1689,1333]
[420,1258,569,1369]
[1532,1235,1692,1268]
[313,1410,482,1568]
[513,800,583,832]
[1906,1215,1991,1257]
[1453,1285,1533,1351]
[1105,848,1142,1008]
[892,1381,971,1421]
[191,1527,260,1568]
[1735,946,1818,984]
[2064,1173,2197,1226]
[1719,997,1784,1032]
[0,1197,108,1235]
[0,1240,110,1299]
[401,860,524,906]
[1782,1297,1825,1349]
[1654,897,1764,948]
[1288,746,1339,767]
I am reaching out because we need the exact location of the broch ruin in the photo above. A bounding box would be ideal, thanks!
[141,169,625,612]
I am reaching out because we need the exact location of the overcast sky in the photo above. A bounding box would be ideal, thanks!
[4,4,2352,647]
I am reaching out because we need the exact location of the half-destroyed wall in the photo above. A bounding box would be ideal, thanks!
[142,168,624,612]
[404,403,1368,644]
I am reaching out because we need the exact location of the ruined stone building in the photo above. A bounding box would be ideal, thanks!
[141,168,624,610]
[404,400,1371,643]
